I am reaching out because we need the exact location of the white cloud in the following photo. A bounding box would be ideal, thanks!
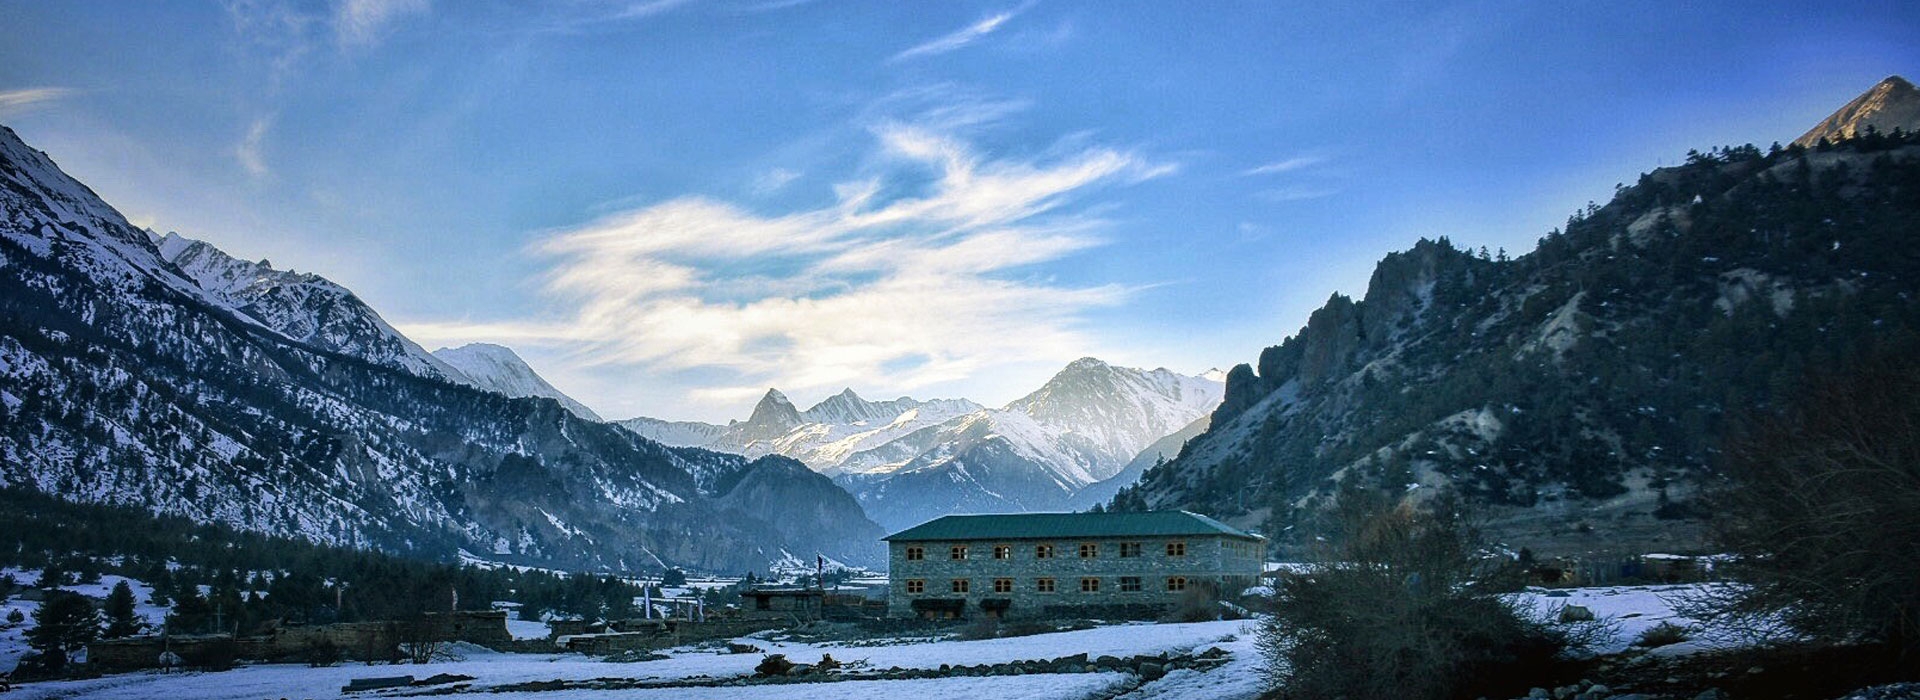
[237,116,273,177]
[891,6,1025,62]
[408,123,1168,407]
[335,0,429,48]
[0,87,77,117]
[753,167,802,193]
[1241,155,1328,176]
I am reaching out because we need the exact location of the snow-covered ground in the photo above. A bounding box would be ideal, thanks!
[9,620,1255,699]
[2,568,169,669]
[4,578,1750,699]
[1513,583,1748,655]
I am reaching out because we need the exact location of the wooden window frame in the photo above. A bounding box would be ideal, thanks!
[1035,543,1055,559]
[1079,577,1100,593]
[950,545,969,560]
[1119,576,1142,592]
[951,578,970,594]
[1167,576,1188,592]
[992,544,1012,560]
[1166,541,1187,557]
[905,579,925,594]
[1078,542,1099,558]
[992,578,1014,594]
[1118,542,1142,558]
[904,546,924,561]
[1036,577,1056,593]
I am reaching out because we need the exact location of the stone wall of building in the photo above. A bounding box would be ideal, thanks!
[885,535,1264,618]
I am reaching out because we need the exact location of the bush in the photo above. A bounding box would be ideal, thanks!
[305,638,343,667]
[1634,621,1691,648]
[1162,580,1226,623]
[1259,494,1588,700]
[1705,352,1920,654]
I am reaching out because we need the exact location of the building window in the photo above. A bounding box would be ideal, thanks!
[1035,544,1055,559]
[1167,576,1188,592]
[1079,543,1099,558]
[951,579,970,594]
[905,546,924,561]
[1080,577,1101,593]
[1036,577,1056,593]
[1119,576,1142,592]
[950,545,968,560]
[993,545,1012,560]
[1166,541,1187,557]
[905,579,925,594]
[1119,542,1142,558]
[993,578,1014,593]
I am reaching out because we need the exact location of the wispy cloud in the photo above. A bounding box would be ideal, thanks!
[335,0,430,48]
[404,122,1168,407]
[1257,186,1339,202]
[1241,155,1327,176]
[0,87,77,117]
[890,5,1026,62]
[236,116,274,177]
[753,167,802,193]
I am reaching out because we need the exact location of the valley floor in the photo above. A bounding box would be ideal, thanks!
[3,583,1755,699]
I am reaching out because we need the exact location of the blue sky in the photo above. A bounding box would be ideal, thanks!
[2,1,1916,421]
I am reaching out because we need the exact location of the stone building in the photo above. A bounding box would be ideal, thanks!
[883,511,1265,619]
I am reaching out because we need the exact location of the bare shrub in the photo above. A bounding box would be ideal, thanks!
[1258,491,1587,700]
[1704,351,1920,654]
[1634,621,1691,648]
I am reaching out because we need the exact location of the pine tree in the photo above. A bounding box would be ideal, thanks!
[25,590,99,661]
[104,580,144,638]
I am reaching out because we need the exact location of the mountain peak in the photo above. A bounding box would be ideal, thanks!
[1794,74,1920,148]
[737,388,804,439]
[430,343,603,421]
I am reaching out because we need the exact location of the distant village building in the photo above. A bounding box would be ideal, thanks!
[883,511,1266,619]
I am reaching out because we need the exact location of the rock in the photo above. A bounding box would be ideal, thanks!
[1589,686,1609,696]
[412,674,476,687]
[1531,689,1553,700]
[1140,662,1167,681]
[817,653,841,671]
[754,654,794,677]
[1556,685,1578,699]
[1096,655,1122,668]
[1693,689,1728,700]
[790,664,815,675]
[1747,667,1764,674]
[727,643,762,654]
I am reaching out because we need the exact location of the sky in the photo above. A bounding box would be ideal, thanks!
[1,1,1916,422]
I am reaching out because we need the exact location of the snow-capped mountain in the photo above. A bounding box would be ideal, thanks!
[431,343,602,421]
[842,359,1224,530]
[0,124,881,572]
[155,231,467,382]
[616,359,1222,531]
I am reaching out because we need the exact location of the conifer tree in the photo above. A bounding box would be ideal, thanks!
[26,590,99,661]
[103,580,144,638]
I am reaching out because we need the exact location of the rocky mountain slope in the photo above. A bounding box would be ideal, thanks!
[1794,75,1920,148]
[0,124,882,572]
[155,231,467,382]
[431,343,602,421]
[1113,83,1920,556]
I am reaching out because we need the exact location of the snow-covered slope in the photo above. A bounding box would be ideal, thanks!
[0,123,882,572]
[156,232,468,382]
[845,358,1224,530]
[431,343,601,421]
[614,359,1222,531]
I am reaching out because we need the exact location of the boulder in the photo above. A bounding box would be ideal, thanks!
[1140,662,1167,681]
[1559,605,1596,623]
[754,654,794,677]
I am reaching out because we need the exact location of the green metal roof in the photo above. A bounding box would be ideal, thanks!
[882,511,1264,543]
